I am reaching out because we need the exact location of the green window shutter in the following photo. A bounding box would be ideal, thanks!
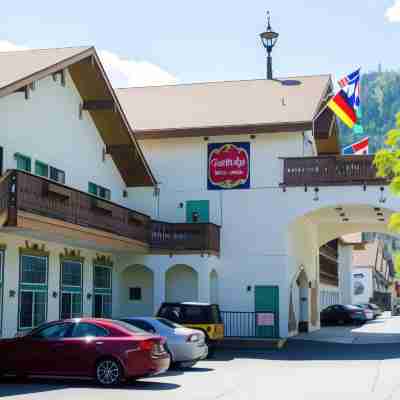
[88,182,98,195]
[35,161,49,177]
[15,153,31,172]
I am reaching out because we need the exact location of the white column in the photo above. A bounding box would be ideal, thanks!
[338,244,353,304]
[3,244,19,338]
[153,268,165,313]
[47,252,60,322]
[198,265,211,303]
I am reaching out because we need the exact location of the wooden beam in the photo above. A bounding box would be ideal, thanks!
[15,86,30,100]
[82,100,114,110]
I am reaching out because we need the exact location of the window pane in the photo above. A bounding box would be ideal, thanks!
[50,167,65,184]
[94,295,102,318]
[20,291,33,328]
[71,293,82,318]
[32,323,71,339]
[129,287,142,301]
[99,186,106,199]
[71,323,108,338]
[61,292,71,319]
[34,292,47,327]
[62,261,82,287]
[94,266,111,289]
[16,154,31,172]
[35,161,48,177]
[88,182,97,195]
[103,295,112,318]
[21,255,47,284]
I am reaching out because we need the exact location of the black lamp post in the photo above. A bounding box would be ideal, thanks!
[260,12,279,80]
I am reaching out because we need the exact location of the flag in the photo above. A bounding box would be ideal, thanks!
[328,69,361,129]
[343,137,369,155]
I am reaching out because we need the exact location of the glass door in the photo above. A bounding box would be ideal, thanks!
[60,261,82,319]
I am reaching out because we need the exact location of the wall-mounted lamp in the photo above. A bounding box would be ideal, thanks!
[203,137,209,141]
[250,134,256,140]
[246,285,252,292]
[86,293,92,301]
[313,187,319,201]
[379,187,386,203]
[52,291,58,299]
[178,202,184,209]
[9,290,16,298]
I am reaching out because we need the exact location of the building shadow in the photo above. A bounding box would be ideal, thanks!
[0,376,180,397]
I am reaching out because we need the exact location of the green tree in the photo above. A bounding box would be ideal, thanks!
[374,112,400,232]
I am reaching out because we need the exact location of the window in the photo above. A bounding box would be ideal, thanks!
[14,153,31,172]
[34,161,65,184]
[71,323,109,338]
[35,161,49,178]
[0,146,3,176]
[113,320,148,334]
[93,264,112,318]
[19,255,48,330]
[60,261,82,319]
[31,323,72,339]
[88,182,111,200]
[94,266,112,289]
[129,287,142,301]
[123,319,155,333]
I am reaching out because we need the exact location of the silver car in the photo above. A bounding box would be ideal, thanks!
[120,317,208,368]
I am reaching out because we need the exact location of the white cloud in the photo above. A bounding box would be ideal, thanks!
[99,50,178,88]
[0,40,29,52]
[385,0,400,22]
[0,40,178,88]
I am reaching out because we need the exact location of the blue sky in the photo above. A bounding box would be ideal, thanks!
[0,0,399,87]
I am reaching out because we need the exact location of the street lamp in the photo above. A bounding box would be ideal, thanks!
[260,11,279,80]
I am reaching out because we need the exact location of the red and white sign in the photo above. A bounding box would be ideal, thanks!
[257,313,275,326]
[208,142,250,190]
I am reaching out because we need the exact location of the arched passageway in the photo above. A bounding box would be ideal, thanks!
[165,264,198,302]
[210,269,219,304]
[120,265,154,317]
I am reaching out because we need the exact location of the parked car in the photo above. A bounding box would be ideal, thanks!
[354,303,382,319]
[120,317,208,368]
[0,318,170,386]
[156,302,224,356]
[320,304,373,325]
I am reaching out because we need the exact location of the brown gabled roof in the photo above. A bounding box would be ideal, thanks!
[0,46,156,187]
[116,75,333,140]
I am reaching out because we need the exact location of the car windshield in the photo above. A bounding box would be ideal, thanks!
[156,318,183,329]
[112,320,149,335]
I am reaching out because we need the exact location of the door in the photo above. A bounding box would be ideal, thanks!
[186,200,209,223]
[255,286,279,338]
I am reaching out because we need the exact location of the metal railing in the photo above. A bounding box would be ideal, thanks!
[221,311,277,338]
[281,155,387,187]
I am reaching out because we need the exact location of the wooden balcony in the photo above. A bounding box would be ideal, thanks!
[0,170,220,254]
[281,155,387,187]
[150,221,220,255]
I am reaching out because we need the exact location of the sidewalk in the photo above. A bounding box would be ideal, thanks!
[292,312,400,344]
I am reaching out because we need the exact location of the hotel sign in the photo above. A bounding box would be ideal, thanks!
[207,142,250,190]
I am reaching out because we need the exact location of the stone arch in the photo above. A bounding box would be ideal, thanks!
[210,269,219,304]
[120,264,154,317]
[165,264,199,302]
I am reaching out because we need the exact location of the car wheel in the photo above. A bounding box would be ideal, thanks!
[177,360,197,369]
[96,358,123,386]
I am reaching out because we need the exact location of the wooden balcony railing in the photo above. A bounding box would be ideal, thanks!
[281,155,387,187]
[150,221,221,254]
[0,170,221,254]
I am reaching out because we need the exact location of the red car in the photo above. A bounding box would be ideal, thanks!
[0,318,170,386]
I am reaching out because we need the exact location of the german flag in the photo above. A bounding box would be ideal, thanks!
[327,90,357,129]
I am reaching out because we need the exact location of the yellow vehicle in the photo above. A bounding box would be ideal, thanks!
[156,302,224,355]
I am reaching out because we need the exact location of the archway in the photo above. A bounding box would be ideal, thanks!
[210,269,219,304]
[120,265,154,317]
[165,264,198,302]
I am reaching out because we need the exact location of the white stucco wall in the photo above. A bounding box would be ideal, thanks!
[0,232,115,338]
[0,71,129,207]
[352,267,373,304]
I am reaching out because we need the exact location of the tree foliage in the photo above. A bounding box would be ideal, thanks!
[374,112,400,232]
[341,70,400,153]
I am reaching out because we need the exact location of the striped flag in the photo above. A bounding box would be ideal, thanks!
[343,137,369,155]
[328,69,361,129]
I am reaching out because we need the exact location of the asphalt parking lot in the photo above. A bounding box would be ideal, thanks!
[2,338,400,400]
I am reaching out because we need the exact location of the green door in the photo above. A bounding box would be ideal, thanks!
[255,286,279,338]
[186,200,209,223]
